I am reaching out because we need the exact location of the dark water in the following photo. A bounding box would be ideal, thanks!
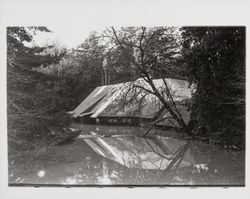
[9,124,245,186]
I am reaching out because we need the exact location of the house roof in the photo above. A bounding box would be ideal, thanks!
[71,78,193,123]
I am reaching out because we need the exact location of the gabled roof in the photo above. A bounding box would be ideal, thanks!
[72,86,110,117]
[72,83,124,118]
[71,78,193,121]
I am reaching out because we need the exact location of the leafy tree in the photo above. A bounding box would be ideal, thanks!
[181,27,245,148]
[42,31,137,111]
[7,27,71,157]
[37,32,106,111]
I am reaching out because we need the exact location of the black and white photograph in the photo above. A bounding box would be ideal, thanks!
[0,0,249,198]
[6,25,246,186]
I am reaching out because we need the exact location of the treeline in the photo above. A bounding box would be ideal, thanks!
[7,26,245,155]
[181,27,245,148]
[7,27,72,156]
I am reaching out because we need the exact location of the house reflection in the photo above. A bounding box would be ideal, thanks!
[81,133,194,170]
[9,125,245,186]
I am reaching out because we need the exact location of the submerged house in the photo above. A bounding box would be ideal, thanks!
[70,78,193,128]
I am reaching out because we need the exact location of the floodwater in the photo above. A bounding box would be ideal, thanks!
[9,124,245,186]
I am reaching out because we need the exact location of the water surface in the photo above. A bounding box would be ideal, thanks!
[9,124,245,186]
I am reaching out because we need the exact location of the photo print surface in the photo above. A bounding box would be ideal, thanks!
[7,26,245,186]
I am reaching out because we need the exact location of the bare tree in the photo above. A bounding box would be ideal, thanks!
[101,27,191,135]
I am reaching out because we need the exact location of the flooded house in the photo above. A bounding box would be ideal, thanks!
[9,78,244,186]
[53,77,201,184]
[69,77,193,128]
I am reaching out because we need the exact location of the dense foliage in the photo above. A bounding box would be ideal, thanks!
[7,27,72,157]
[7,26,246,155]
[181,27,245,148]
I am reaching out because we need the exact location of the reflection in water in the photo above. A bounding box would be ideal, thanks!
[97,160,112,184]
[193,164,208,172]
[37,170,46,178]
[8,125,245,186]
[82,134,192,170]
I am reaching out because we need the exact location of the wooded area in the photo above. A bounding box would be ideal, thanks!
[7,26,245,159]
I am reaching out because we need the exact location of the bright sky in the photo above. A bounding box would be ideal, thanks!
[31,25,106,49]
